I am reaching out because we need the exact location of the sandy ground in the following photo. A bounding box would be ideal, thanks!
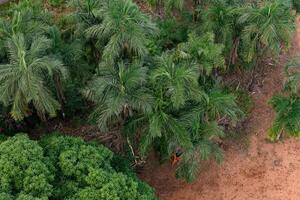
[139,17,300,200]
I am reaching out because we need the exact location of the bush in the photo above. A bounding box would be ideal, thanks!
[0,133,157,200]
[0,134,53,199]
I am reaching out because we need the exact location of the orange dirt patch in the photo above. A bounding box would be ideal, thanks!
[139,17,300,200]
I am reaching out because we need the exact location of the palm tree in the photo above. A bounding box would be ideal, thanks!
[238,1,295,63]
[124,53,203,157]
[85,0,157,63]
[201,1,240,65]
[0,2,51,60]
[83,62,153,131]
[174,89,243,181]
[269,56,300,141]
[176,32,225,75]
[150,53,203,109]
[68,0,104,34]
[0,34,67,121]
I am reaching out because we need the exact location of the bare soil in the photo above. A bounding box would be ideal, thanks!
[139,17,300,200]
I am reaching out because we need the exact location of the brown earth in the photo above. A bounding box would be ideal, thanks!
[139,17,300,200]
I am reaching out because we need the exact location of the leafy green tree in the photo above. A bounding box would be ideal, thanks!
[269,56,300,141]
[0,34,67,121]
[0,134,53,199]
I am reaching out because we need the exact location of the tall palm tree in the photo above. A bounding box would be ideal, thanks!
[83,62,153,131]
[85,0,157,63]
[0,34,67,121]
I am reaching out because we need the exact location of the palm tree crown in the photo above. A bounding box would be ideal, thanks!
[0,34,67,120]
[83,62,153,130]
[238,1,295,62]
[85,0,157,63]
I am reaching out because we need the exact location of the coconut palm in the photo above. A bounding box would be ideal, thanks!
[0,34,67,121]
[85,0,157,63]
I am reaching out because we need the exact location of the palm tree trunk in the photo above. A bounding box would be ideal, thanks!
[54,73,66,119]
[37,111,50,133]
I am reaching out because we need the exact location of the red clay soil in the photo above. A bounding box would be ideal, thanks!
[139,18,300,200]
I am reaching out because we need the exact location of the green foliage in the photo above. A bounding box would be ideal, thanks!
[234,89,254,115]
[0,134,157,199]
[0,0,296,184]
[85,0,157,63]
[293,0,300,12]
[176,32,225,75]
[0,134,7,143]
[0,34,67,121]
[269,95,300,141]
[201,0,295,67]
[83,62,153,131]
[123,50,243,181]
[269,56,300,141]
[156,17,189,49]
[0,134,53,199]
[239,1,295,62]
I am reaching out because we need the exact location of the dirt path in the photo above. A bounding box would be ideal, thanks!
[139,18,300,200]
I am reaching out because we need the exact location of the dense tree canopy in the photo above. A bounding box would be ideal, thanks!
[0,0,298,186]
